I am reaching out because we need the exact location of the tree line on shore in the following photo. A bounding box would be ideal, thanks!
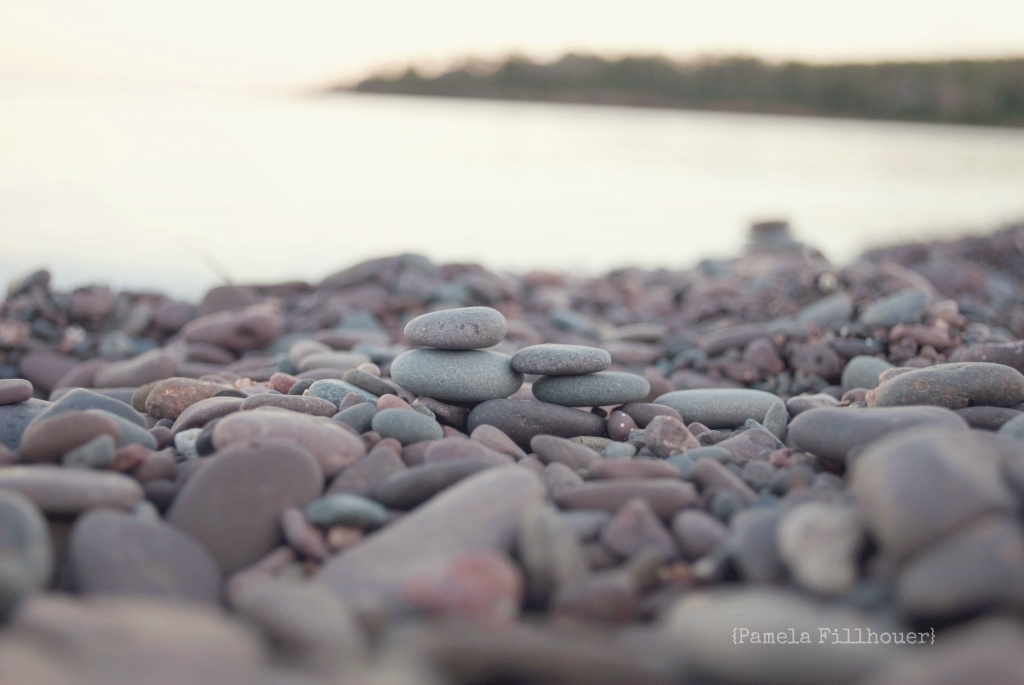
[341,53,1024,127]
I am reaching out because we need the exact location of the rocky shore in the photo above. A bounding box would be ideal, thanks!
[2,223,1024,684]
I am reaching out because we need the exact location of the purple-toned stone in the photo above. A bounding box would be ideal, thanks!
[0,467,143,514]
[511,344,612,376]
[600,498,678,560]
[0,379,33,406]
[467,399,607,451]
[404,306,507,350]
[553,480,699,519]
[239,393,337,417]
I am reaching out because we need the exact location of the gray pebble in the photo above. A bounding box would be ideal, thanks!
[532,372,650,407]
[841,355,895,391]
[859,287,929,326]
[390,349,523,403]
[370,408,443,445]
[511,344,611,375]
[307,379,378,406]
[304,493,390,530]
[655,389,786,431]
[404,306,507,349]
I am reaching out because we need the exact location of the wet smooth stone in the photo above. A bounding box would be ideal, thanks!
[672,509,728,561]
[304,493,390,530]
[511,344,612,376]
[238,393,336,417]
[787,405,968,464]
[644,415,700,457]
[516,502,589,608]
[0,490,53,617]
[600,498,678,560]
[841,355,895,391]
[93,351,178,388]
[553,480,698,519]
[859,287,929,326]
[69,508,221,603]
[372,459,497,509]
[212,408,365,478]
[342,368,396,398]
[850,429,1016,557]
[327,443,406,497]
[298,351,372,373]
[0,399,50,450]
[0,379,33,406]
[467,399,607,450]
[584,459,681,480]
[872,362,1024,409]
[664,589,897,685]
[960,340,1024,372]
[18,410,121,463]
[371,408,444,445]
[390,349,523,403]
[424,437,512,466]
[318,468,544,609]
[531,372,650,408]
[897,516,1024,618]
[531,434,601,470]
[167,440,322,574]
[308,379,379,406]
[778,502,863,597]
[470,424,529,460]
[954,406,1023,430]
[170,396,243,433]
[404,306,507,350]
[688,459,757,505]
[0,467,143,514]
[145,378,231,420]
[182,305,285,352]
[655,389,786,431]
[35,387,146,427]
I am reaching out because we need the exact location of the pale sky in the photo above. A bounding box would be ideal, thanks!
[1,0,1023,89]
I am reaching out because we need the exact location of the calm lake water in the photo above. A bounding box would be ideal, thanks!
[3,82,1024,299]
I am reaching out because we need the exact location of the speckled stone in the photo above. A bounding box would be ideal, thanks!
[390,349,523,403]
[644,415,700,457]
[511,344,612,376]
[34,387,146,428]
[655,389,787,431]
[0,467,144,514]
[872,362,1024,409]
[69,508,221,603]
[145,378,232,420]
[467,399,608,450]
[0,379,33,406]
[167,439,322,574]
[371,408,444,445]
[404,306,507,350]
[532,372,650,408]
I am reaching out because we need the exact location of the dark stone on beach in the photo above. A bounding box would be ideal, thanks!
[788,405,968,463]
[304,493,389,530]
[553,479,698,519]
[584,458,680,480]
[61,434,118,469]
[342,368,396,398]
[511,344,612,376]
[600,498,677,560]
[212,408,365,478]
[531,434,601,470]
[372,459,497,510]
[850,429,1016,557]
[238,393,337,417]
[955,406,1022,430]
[859,287,929,326]
[404,306,507,349]
[0,489,52,618]
[0,379,32,406]
[182,305,284,352]
[872,362,1024,409]
[672,509,728,561]
[318,468,543,610]
[467,399,607,450]
[69,508,221,603]
[897,516,1024,618]
[516,501,590,608]
[332,402,377,433]
[841,355,895,391]
[18,410,121,463]
[655,389,786,431]
[145,377,230,420]
[606,410,638,441]
[36,387,146,427]
[532,372,650,408]
[390,349,523,403]
[94,350,177,388]
[644,415,699,457]
[308,379,379,405]
[0,467,143,514]
[371,407,443,445]
[167,439,322,574]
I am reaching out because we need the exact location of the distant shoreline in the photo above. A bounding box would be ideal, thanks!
[334,54,1024,128]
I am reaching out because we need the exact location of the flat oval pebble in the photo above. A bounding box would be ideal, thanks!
[788,405,968,463]
[0,489,53,617]
[212,408,365,478]
[872,361,1024,409]
[372,459,497,510]
[18,410,121,463]
[69,508,221,603]
[319,468,543,608]
[0,467,144,514]
[342,368,396,398]
[304,493,390,530]
[840,355,895,391]
[34,387,147,427]
[0,379,33,406]
[93,350,178,388]
[530,434,601,470]
[167,439,322,574]
[371,407,444,445]
[170,396,244,433]
[0,399,50,450]
[511,344,612,376]
[308,378,379,406]
[423,437,513,466]
[531,372,650,407]
[467,399,608,450]
[552,479,699,519]
[145,378,231,420]
[404,306,507,350]
[239,393,337,417]
[654,389,786,430]
[390,349,523,403]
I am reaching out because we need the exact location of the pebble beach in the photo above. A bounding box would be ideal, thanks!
[2,222,1024,684]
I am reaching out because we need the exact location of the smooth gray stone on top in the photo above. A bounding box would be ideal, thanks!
[532,372,650,407]
[511,344,611,376]
[655,389,786,430]
[872,362,1024,409]
[404,306,507,350]
[370,408,443,445]
[318,468,543,608]
[390,349,523,403]
[307,379,378,406]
